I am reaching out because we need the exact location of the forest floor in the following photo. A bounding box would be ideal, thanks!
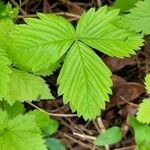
[8,0,150,149]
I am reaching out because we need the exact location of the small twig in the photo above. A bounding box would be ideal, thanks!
[20,0,30,7]
[17,14,38,19]
[93,121,101,132]
[97,117,106,132]
[53,101,84,133]
[27,102,77,117]
[18,12,80,21]
[68,18,79,21]
[96,0,102,7]
[73,132,96,140]
[97,117,110,150]
[120,96,139,108]
[63,133,92,149]
[71,2,92,6]
[55,12,80,18]
[10,0,28,16]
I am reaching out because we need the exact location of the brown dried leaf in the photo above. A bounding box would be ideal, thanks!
[104,57,137,72]
[119,105,137,118]
[43,0,52,13]
[112,74,127,87]
[67,2,84,15]
[144,36,150,55]
[107,75,145,109]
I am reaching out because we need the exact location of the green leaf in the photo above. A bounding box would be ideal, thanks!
[30,110,58,136]
[9,13,76,75]
[145,74,150,94]
[45,138,65,150]
[76,7,143,58]
[58,41,112,120]
[136,99,150,124]
[5,68,53,105]
[124,0,150,35]
[110,0,143,13]
[0,2,18,19]
[94,126,122,146]
[138,144,150,150]
[35,62,60,76]
[0,101,25,119]
[128,116,150,147]
[0,48,12,99]
[0,18,14,47]
[0,1,5,15]
[0,19,13,99]
[136,74,150,124]
[0,109,46,150]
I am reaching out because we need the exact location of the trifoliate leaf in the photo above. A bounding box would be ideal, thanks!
[94,126,122,146]
[9,13,76,75]
[145,74,150,94]
[0,101,25,119]
[76,7,143,58]
[0,109,46,150]
[45,138,65,150]
[30,110,58,136]
[0,1,18,19]
[58,41,112,120]
[110,0,143,13]
[128,116,150,147]
[124,0,150,35]
[6,6,144,120]
[5,68,53,105]
[136,99,150,124]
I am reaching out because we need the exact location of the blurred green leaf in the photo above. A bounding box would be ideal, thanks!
[123,0,150,35]
[30,110,59,136]
[137,99,150,124]
[45,138,65,150]
[128,116,150,148]
[145,74,150,94]
[0,100,25,118]
[0,1,18,19]
[94,126,122,146]
[110,0,143,13]
[0,109,46,150]
[138,144,150,150]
